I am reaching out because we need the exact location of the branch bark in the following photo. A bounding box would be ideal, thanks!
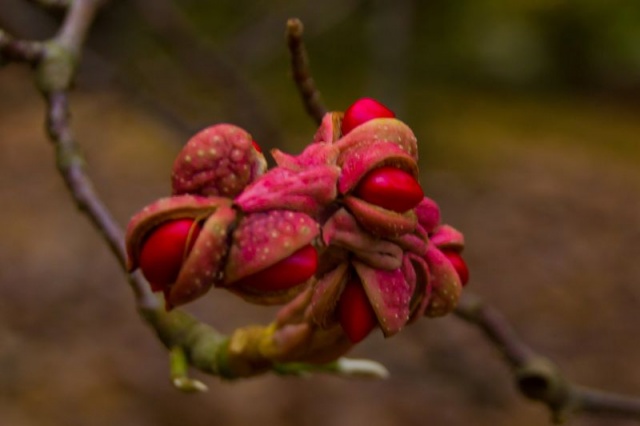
[455,293,640,423]
[34,0,157,309]
[2,4,639,421]
[0,29,44,63]
[1,1,385,387]
[286,17,640,424]
[286,18,326,125]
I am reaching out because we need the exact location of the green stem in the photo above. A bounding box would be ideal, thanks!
[170,346,208,392]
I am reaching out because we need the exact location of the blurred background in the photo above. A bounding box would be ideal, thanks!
[1,0,640,425]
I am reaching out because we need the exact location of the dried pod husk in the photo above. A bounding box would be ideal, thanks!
[334,117,418,160]
[125,194,232,272]
[416,197,441,233]
[343,196,417,238]
[234,165,340,217]
[276,286,314,328]
[321,208,403,270]
[271,140,340,171]
[312,112,343,144]
[330,118,422,238]
[307,262,349,328]
[405,253,432,321]
[223,210,320,305]
[423,243,463,317]
[171,124,266,198]
[168,204,238,307]
[352,260,413,337]
[337,141,418,196]
[125,195,238,308]
[430,224,465,252]
[388,232,428,257]
[272,323,353,364]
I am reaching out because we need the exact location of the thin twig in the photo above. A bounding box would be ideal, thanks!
[3,5,640,418]
[44,90,158,309]
[286,18,326,124]
[284,19,640,422]
[1,4,386,384]
[32,0,158,310]
[131,0,282,145]
[454,293,536,366]
[0,29,44,63]
[455,293,640,423]
[575,386,640,419]
[55,0,103,53]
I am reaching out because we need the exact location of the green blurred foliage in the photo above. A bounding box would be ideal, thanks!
[75,0,640,183]
[54,0,634,163]
[2,2,640,426]
[403,0,640,90]
[168,0,640,90]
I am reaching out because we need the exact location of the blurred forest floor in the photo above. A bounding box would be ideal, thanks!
[1,1,640,425]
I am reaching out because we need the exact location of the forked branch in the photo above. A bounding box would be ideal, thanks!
[286,17,640,424]
[0,0,386,386]
[455,294,640,423]
[2,3,639,422]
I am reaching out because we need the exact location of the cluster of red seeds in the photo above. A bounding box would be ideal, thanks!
[337,99,469,343]
[138,220,319,297]
[136,98,469,343]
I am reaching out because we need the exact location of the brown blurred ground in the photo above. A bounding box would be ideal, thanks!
[2,2,640,425]
[2,67,640,426]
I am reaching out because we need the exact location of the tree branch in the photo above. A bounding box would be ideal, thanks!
[44,89,158,309]
[285,19,640,423]
[286,18,326,125]
[3,3,639,419]
[574,387,640,419]
[32,0,157,309]
[55,0,102,53]
[455,293,640,423]
[0,29,44,64]
[454,293,536,366]
[1,2,384,387]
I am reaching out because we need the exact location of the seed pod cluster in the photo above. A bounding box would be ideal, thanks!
[125,98,469,356]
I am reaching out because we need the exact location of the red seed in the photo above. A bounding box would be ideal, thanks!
[355,166,424,212]
[139,219,202,289]
[251,139,262,153]
[338,278,378,344]
[442,250,470,286]
[341,98,395,135]
[235,244,318,292]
